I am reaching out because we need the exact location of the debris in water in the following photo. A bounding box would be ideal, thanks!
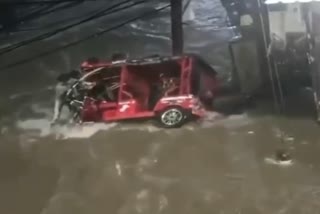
[276,149,292,162]
[265,149,293,166]
[247,131,254,135]
[265,157,293,166]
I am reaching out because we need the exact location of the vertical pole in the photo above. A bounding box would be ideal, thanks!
[255,0,271,87]
[257,0,285,115]
[228,42,241,91]
[302,4,320,122]
[170,0,184,55]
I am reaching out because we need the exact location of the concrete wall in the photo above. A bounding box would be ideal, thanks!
[269,3,306,43]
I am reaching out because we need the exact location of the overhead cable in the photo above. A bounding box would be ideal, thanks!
[0,0,96,5]
[0,4,170,70]
[0,0,141,55]
[0,2,80,33]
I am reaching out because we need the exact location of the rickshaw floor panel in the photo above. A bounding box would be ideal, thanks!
[101,111,155,122]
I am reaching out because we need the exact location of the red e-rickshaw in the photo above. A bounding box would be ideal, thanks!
[71,54,219,128]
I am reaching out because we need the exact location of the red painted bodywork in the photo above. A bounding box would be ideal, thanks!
[78,55,219,123]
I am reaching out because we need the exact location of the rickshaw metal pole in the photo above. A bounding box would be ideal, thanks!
[170,0,184,55]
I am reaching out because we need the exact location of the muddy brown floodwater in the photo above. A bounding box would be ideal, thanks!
[1,1,320,212]
[1,84,320,214]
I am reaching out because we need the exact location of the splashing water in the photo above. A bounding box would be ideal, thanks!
[264,157,294,167]
[16,118,117,139]
[15,111,229,140]
[14,100,229,140]
[200,111,254,129]
[117,123,162,133]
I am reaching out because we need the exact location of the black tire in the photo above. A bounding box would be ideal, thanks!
[157,106,187,128]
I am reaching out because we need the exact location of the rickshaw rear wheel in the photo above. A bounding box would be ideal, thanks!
[157,106,187,128]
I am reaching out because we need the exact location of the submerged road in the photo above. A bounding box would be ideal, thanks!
[2,90,320,214]
[1,0,320,213]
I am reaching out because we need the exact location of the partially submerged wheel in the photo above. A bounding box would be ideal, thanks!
[158,107,187,128]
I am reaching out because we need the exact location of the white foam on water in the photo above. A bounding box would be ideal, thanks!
[40,192,86,214]
[136,157,159,173]
[119,187,169,214]
[115,161,123,177]
[144,33,170,41]
[117,123,163,133]
[205,111,224,120]
[16,118,117,139]
[16,105,221,140]
[9,86,54,100]
[16,98,117,139]
[55,122,117,139]
[116,123,202,137]
[220,114,254,129]
[9,92,31,100]
[200,112,253,129]
[16,119,51,137]
[31,103,52,117]
[264,157,293,167]
[272,128,296,143]
[200,111,224,128]
[285,136,295,142]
